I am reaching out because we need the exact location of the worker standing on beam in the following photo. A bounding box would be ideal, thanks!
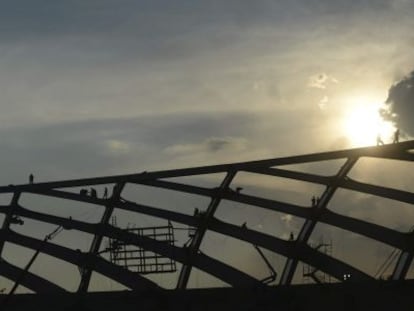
[393,128,400,143]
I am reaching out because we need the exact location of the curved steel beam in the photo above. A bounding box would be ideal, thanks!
[341,179,414,205]
[243,168,414,206]
[0,207,260,288]
[28,179,412,249]
[320,210,407,249]
[242,167,334,184]
[15,188,408,273]
[134,180,311,218]
[21,186,410,268]
[128,180,407,249]
[0,259,65,293]
[23,189,198,227]
[140,176,414,232]
[5,202,374,284]
[0,228,159,291]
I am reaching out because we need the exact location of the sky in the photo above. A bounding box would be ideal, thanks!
[0,0,413,292]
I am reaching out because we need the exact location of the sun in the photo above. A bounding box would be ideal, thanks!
[342,96,395,147]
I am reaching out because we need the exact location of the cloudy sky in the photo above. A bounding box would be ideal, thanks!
[0,0,413,292]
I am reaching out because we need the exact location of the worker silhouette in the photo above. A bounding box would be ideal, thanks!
[29,174,34,184]
[103,187,108,199]
[90,188,97,198]
[376,134,384,146]
[393,128,400,143]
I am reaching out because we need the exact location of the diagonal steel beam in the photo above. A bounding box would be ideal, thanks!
[77,182,125,293]
[177,171,237,289]
[0,259,65,293]
[1,229,159,291]
[280,157,358,285]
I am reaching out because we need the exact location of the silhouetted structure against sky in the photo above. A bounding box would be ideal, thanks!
[0,141,412,307]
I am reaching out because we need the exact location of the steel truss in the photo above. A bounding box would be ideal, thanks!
[0,141,412,292]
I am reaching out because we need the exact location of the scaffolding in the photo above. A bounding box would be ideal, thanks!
[108,217,177,274]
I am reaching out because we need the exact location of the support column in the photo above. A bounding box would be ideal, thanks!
[177,171,236,289]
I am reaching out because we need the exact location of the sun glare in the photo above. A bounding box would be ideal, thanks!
[342,96,395,147]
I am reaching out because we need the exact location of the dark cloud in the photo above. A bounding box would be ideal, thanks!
[0,0,409,79]
[384,71,414,136]
[0,1,398,43]
[165,137,246,157]
[0,1,274,41]
[0,2,293,71]
[206,138,234,152]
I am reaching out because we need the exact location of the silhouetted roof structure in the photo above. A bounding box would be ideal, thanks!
[0,140,413,294]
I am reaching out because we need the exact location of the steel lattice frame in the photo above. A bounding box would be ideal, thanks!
[0,141,413,293]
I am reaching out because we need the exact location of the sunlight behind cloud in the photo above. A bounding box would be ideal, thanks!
[342,96,395,147]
